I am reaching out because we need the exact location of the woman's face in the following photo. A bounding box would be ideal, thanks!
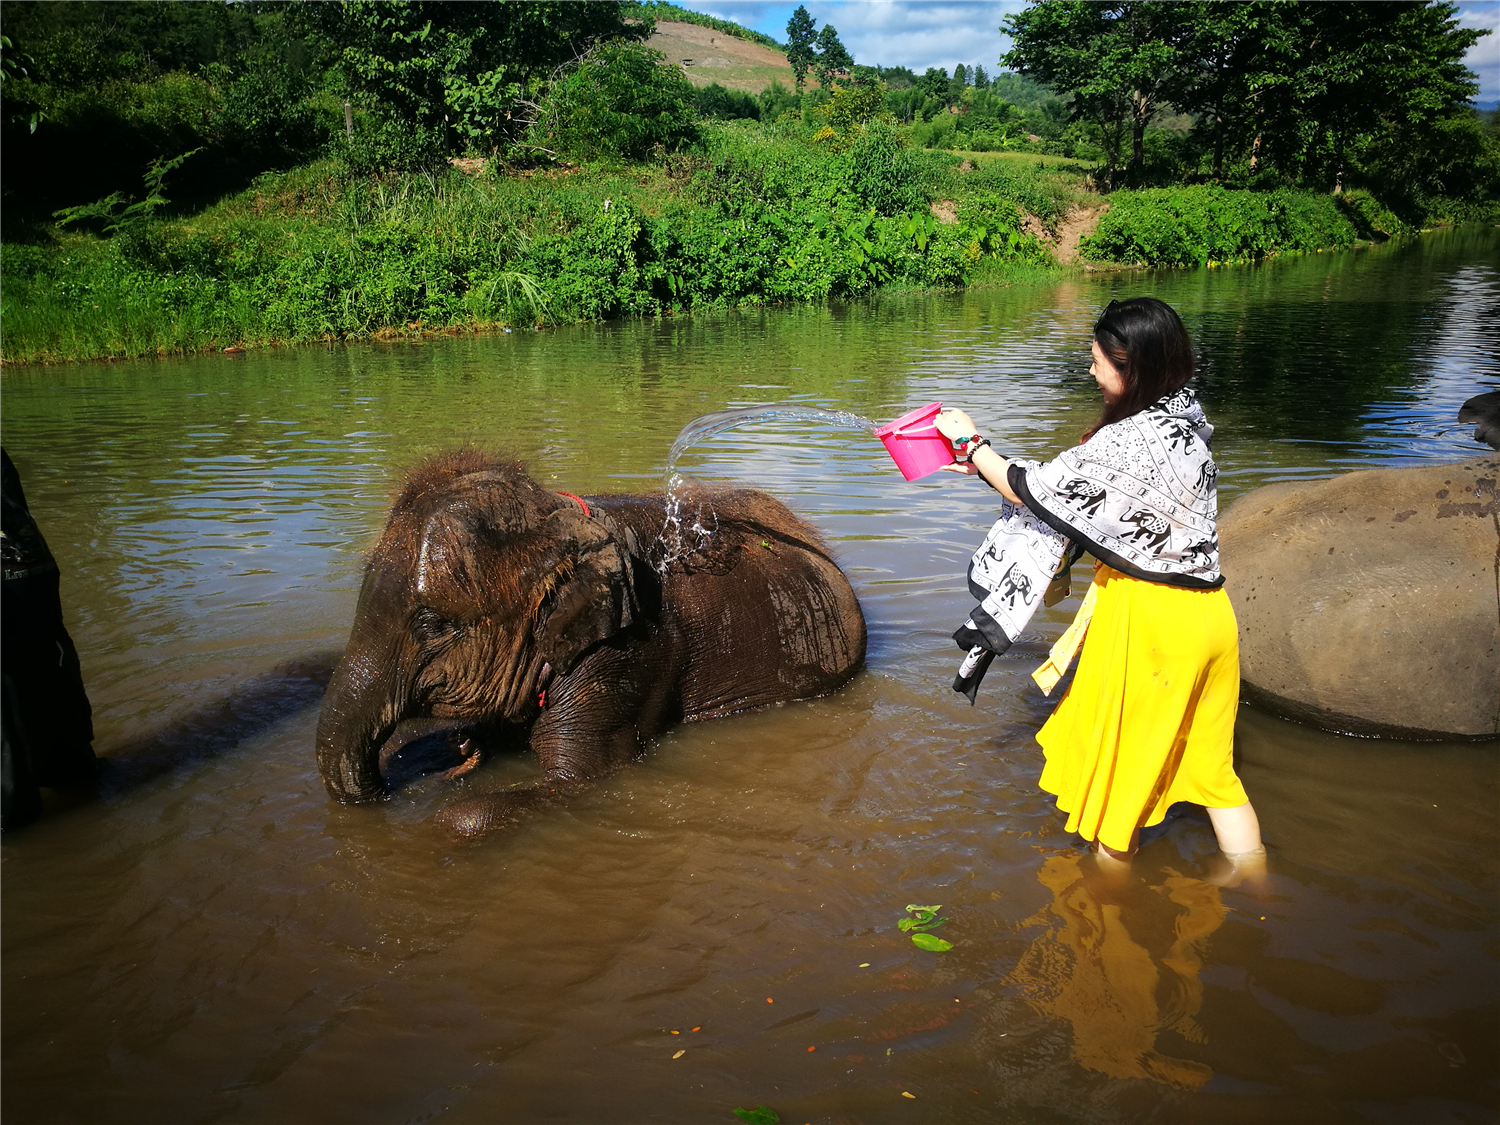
[1090,338,1126,404]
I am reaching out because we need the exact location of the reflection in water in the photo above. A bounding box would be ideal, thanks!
[1010,852,1226,1090]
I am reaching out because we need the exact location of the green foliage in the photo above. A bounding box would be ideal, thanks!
[911,933,954,952]
[695,82,760,122]
[784,6,816,92]
[2,119,1071,364]
[813,24,853,90]
[54,149,201,236]
[732,1106,779,1125]
[1080,185,1358,266]
[297,0,647,161]
[897,904,948,932]
[533,41,700,162]
[900,903,954,950]
[1003,0,1183,187]
[1004,0,1492,199]
[1336,190,1414,240]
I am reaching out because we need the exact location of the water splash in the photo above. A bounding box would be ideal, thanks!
[654,406,876,571]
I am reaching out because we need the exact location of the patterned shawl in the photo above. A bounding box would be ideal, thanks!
[953,387,1223,701]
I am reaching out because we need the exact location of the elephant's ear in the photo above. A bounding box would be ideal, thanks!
[531,507,640,674]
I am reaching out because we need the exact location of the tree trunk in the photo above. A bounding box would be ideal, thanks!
[1212,106,1225,180]
[1247,88,1264,174]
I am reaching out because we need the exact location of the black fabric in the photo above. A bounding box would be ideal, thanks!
[1009,462,1224,590]
[1,450,96,830]
[951,646,995,704]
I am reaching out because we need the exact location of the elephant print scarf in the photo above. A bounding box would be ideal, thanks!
[953,387,1223,702]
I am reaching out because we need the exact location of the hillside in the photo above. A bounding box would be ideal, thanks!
[648,20,802,93]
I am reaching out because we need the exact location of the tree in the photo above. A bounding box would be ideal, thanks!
[972,64,990,89]
[813,24,852,89]
[785,5,816,92]
[297,1,647,159]
[918,67,949,99]
[1003,1,1187,187]
[533,39,699,161]
[953,63,968,88]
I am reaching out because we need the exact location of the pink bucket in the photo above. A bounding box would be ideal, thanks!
[875,402,954,481]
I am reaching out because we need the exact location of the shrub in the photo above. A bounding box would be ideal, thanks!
[534,41,700,163]
[695,83,760,121]
[1080,185,1357,266]
[1336,189,1414,239]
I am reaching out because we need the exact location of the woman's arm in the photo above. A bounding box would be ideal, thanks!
[935,408,1023,504]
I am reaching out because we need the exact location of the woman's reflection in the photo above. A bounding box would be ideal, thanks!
[1007,850,1230,1089]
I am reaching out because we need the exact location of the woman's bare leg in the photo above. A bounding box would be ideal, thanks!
[1207,801,1263,857]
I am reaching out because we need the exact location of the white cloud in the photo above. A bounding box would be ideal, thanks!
[1454,1,1499,100]
[685,0,1499,98]
[679,1,1026,74]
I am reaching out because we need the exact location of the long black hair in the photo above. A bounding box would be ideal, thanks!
[1086,297,1195,439]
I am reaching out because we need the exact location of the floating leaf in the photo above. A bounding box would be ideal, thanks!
[900,904,949,933]
[672,1049,685,1059]
[733,1106,780,1125]
[911,933,953,952]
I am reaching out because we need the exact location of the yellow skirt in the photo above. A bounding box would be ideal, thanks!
[1036,563,1246,853]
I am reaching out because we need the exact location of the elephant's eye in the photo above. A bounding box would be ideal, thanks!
[412,607,460,644]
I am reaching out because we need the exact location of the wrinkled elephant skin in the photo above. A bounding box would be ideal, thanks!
[1219,456,1499,740]
[315,451,866,837]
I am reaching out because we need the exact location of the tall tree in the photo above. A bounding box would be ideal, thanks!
[298,0,646,155]
[1003,0,1187,187]
[785,5,816,92]
[972,63,990,89]
[813,23,852,88]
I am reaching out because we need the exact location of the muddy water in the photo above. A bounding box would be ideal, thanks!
[3,226,1497,1124]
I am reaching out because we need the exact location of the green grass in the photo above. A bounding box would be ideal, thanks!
[2,124,1070,365]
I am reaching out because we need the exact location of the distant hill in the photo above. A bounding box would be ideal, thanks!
[648,20,802,93]
[627,2,782,50]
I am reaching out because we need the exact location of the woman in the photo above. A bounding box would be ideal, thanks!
[935,297,1262,866]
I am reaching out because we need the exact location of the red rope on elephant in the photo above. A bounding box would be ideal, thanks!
[555,491,590,519]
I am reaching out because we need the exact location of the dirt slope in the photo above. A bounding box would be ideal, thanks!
[648,20,801,92]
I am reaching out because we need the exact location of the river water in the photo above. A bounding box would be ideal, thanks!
[3,226,1497,1124]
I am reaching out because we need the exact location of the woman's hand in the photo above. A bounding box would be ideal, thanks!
[940,460,978,476]
[935,408,979,442]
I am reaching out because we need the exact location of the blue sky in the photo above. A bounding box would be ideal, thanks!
[677,1,1500,104]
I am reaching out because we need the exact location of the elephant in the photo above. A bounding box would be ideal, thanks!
[1218,455,1499,740]
[1460,390,1500,450]
[315,451,866,837]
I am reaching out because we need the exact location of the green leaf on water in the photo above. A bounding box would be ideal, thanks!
[733,1106,780,1125]
[900,904,948,932]
[911,933,953,952]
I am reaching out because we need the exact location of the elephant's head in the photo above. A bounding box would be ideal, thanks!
[316,454,639,803]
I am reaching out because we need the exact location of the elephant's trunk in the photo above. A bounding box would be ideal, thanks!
[316,644,405,804]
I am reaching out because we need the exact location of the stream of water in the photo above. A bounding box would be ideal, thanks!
[2,226,1496,1124]
[658,407,877,569]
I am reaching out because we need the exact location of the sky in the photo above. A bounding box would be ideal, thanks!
[677,0,1500,105]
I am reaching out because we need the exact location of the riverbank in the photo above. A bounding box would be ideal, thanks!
[0,122,1401,367]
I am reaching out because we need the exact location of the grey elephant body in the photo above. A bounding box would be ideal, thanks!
[316,452,866,836]
[1219,456,1499,740]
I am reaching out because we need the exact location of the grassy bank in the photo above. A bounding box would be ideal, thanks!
[1,122,1429,367]
[2,121,1074,365]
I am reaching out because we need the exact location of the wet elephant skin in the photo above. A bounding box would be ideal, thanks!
[314,450,866,837]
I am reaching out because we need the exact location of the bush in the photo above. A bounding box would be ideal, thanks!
[1080,185,1357,266]
[847,123,927,215]
[535,41,700,163]
[695,82,760,121]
